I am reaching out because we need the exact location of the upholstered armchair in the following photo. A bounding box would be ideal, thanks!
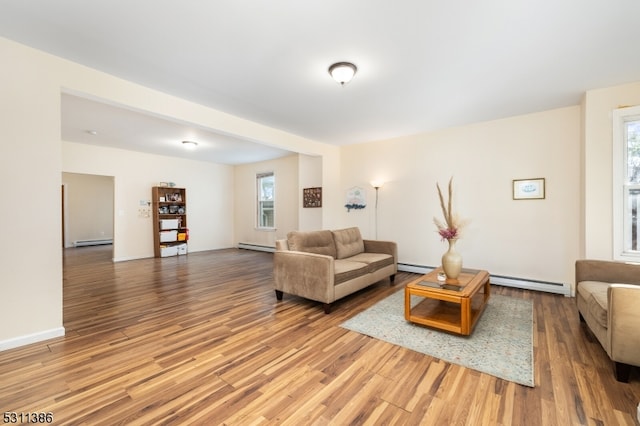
[575,259,640,382]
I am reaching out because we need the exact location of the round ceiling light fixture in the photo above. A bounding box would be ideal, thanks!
[181,140,198,150]
[328,62,357,86]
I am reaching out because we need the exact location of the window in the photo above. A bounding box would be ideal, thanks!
[613,106,640,260]
[257,172,275,229]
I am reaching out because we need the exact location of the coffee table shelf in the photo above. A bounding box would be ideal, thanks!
[404,268,490,335]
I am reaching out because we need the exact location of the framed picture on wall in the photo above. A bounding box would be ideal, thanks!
[513,178,545,200]
[303,187,322,208]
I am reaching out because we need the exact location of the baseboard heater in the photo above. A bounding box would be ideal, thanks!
[398,262,570,296]
[238,243,275,253]
[73,238,113,247]
[235,245,570,296]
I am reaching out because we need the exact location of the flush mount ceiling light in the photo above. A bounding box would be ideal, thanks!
[181,140,198,150]
[328,62,357,86]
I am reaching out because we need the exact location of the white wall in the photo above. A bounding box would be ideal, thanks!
[63,142,235,260]
[583,81,640,259]
[340,106,582,289]
[62,172,114,248]
[234,155,299,246]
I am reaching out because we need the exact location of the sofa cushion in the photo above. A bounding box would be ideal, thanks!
[334,259,369,285]
[332,227,365,259]
[275,239,289,251]
[578,281,609,329]
[287,230,337,258]
[347,252,394,273]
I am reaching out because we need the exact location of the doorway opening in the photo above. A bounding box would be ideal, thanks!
[61,172,115,258]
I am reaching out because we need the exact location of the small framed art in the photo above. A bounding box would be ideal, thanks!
[513,178,545,200]
[303,187,322,208]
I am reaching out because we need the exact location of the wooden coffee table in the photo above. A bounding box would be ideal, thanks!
[404,268,490,335]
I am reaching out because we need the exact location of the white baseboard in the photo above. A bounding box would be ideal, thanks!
[0,327,65,351]
[112,255,154,262]
[398,263,570,296]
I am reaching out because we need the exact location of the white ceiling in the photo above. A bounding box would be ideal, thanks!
[2,1,640,164]
[60,94,294,165]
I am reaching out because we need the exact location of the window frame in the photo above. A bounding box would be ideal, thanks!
[612,105,640,261]
[256,172,275,230]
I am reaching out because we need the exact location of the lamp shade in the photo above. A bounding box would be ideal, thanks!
[328,62,357,85]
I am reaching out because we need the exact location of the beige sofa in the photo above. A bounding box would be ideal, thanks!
[575,259,640,382]
[273,227,397,313]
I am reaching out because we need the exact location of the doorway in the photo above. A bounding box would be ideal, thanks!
[61,172,115,257]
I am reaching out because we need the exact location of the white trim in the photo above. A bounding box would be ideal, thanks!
[113,255,153,262]
[0,327,65,351]
[256,171,275,230]
[612,106,640,261]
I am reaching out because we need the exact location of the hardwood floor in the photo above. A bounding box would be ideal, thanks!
[1,246,638,425]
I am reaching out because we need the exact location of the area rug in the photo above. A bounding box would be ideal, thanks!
[341,290,534,387]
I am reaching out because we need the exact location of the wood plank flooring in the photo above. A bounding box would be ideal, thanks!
[0,246,638,425]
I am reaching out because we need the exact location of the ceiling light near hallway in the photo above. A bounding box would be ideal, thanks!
[182,140,198,150]
[328,62,357,86]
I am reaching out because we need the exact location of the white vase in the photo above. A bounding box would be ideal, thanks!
[442,238,463,280]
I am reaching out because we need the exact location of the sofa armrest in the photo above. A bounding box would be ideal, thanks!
[576,259,640,287]
[607,284,640,365]
[363,240,398,263]
[273,250,335,303]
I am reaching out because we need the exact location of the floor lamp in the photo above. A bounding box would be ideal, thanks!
[371,181,384,239]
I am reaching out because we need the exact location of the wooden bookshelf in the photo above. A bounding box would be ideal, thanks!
[152,186,188,257]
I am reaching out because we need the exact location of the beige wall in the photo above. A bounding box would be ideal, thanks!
[0,36,336,348]
[234,155,300,246]
[0,36,64,346]
[63,142,235,260]
[583,81,640,259]
[298,154,323,231]
[233,153,324,246]
[62,172,114,248]
[340,106,582,288]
